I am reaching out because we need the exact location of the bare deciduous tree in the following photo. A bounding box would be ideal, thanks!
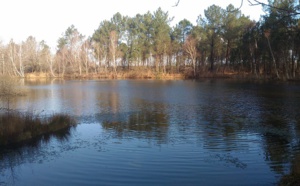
[0,41,4,75]
[183,35,198,76]
[8,40,24,77]
[109,30,118,75]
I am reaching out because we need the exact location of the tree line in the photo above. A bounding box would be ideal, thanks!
[0,0,299,79]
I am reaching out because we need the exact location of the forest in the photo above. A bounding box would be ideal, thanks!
[0,0,299,79]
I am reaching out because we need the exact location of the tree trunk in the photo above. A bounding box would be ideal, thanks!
[224,39,230,73]
[85,47,88,75]
[19,45,24,77]
[192,58,196,77]
[1,54,4,75]
[155,55,160,72]
[48,56,56,77]
[266,38,279,79]
[210,35,214,72]
[291,50,295,78]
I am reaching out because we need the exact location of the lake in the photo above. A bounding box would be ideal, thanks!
[1,79,300,185]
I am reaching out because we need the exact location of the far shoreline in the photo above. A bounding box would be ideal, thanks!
[23,71,300,82]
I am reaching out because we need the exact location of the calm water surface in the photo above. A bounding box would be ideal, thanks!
[1,79,300,185]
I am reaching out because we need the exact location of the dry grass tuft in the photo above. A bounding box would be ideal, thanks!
[0,112,76,146]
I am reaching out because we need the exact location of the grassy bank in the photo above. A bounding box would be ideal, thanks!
[59,70,185,80]
[0,111,76,146]
[24,70,300,81]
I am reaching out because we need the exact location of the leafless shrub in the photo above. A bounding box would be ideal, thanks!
[0,75,26,110]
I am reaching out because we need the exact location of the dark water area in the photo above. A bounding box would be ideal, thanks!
[1,79,300,185]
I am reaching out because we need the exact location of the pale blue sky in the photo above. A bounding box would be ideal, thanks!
[0,0,267,50]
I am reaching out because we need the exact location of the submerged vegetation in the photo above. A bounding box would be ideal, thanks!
[0,1,300,80]
[0,112,76,146]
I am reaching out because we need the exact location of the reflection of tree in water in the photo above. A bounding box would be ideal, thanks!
[259,105,290,174]
[262,132,290,174]
[200,93,248,152]
[96,80,300,177]
[279,116,300,185]
[102,111,168,142]
[97,92,120,114]
[98,98,169,144]
[256,83,300,175]
[0,126,75,185]
[279,115,300,185]
[279,152,300,185]
[198,81,300,175]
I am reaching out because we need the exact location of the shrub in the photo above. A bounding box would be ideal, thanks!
[0,75,26,110]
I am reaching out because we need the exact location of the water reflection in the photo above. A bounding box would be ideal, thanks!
[0,126,76,185]
[254,83,300,175]
[1,79,300,185]
[97,92,121,114]
[92,80,300,178]
[98,98,169,143]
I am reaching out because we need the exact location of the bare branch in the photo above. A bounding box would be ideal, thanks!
[247,0,300,15]
[173,0,180,7]
[227,0,244,12]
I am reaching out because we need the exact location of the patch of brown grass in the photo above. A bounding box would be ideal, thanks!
[0,112,76,146]
[25,72,49,78]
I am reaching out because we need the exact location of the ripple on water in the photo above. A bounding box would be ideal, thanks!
[2,80,300,185]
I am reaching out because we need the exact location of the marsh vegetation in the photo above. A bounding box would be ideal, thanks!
[0,112,76,146]
[0,75,76,146]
